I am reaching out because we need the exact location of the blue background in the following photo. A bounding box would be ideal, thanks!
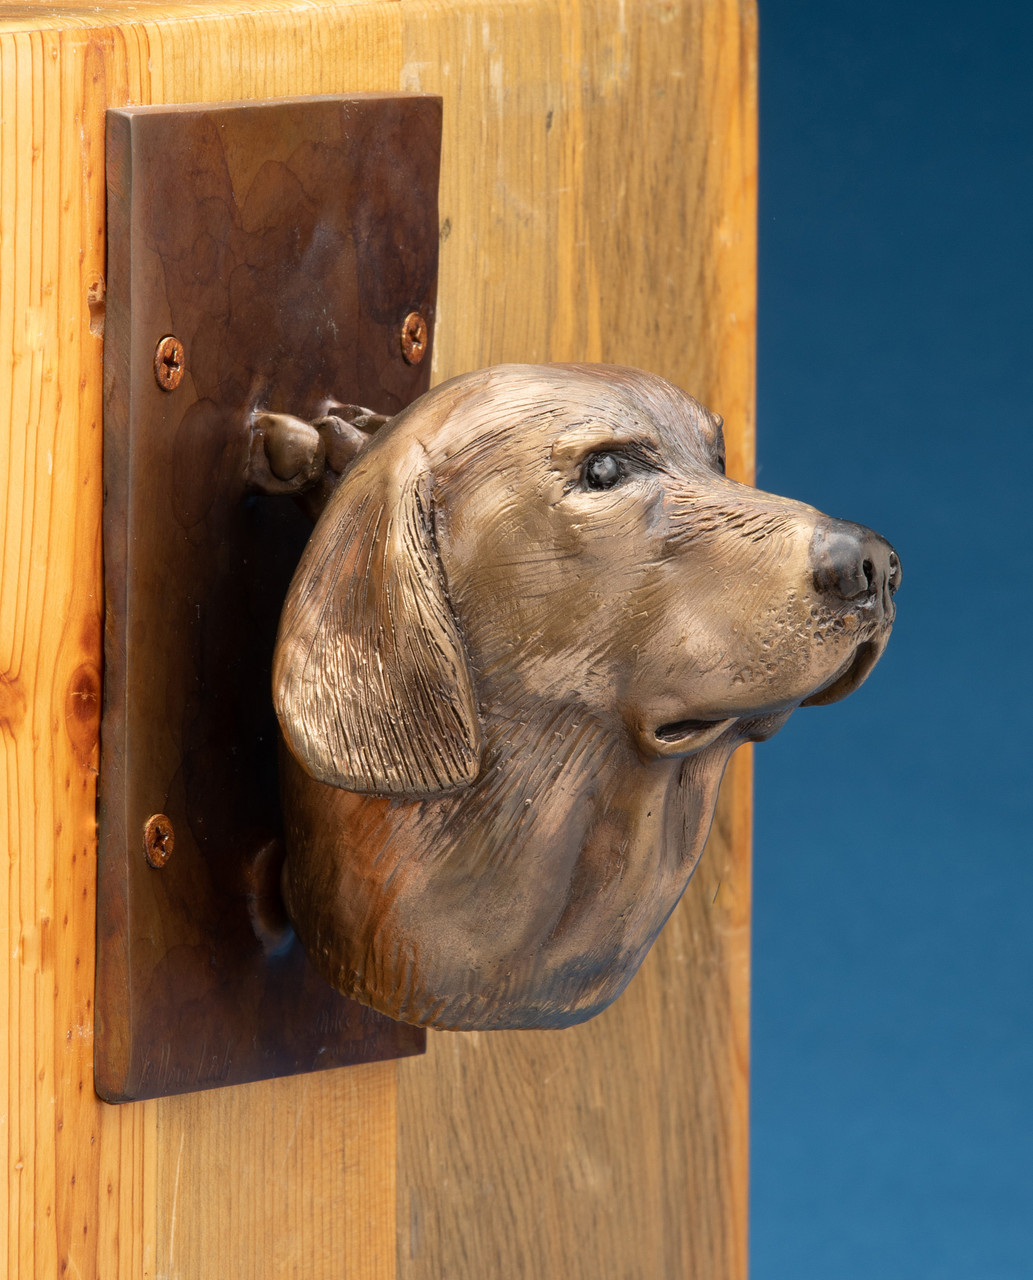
[751,2,1032,1275]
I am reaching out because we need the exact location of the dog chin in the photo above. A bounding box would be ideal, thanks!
[647,715,739,758]
[800,633,890,708]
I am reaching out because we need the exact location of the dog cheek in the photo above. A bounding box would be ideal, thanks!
[631,580,817,714]
[708,595,855,707]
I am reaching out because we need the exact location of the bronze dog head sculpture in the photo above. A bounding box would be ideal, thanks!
[273,364,900,1030]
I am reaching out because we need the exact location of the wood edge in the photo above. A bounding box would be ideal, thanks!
[94,106,135,1104]
[107,90,445,117]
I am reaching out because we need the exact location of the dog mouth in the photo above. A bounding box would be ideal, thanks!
[652,715,739,757]
[800,634,889,708]
[650,631,890,749]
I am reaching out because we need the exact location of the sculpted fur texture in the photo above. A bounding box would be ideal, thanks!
[273,364,900,1029]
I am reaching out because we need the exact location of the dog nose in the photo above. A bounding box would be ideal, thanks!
[810,518,901,607]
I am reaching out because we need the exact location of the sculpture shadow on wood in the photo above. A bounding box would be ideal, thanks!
[272,363,900,1030]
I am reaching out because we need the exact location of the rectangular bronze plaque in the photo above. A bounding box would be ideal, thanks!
[98,94,439,1102]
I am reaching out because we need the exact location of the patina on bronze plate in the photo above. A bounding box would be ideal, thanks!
[97,94,439,1102]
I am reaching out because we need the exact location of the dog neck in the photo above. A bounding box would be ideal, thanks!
[282,700,739,1030]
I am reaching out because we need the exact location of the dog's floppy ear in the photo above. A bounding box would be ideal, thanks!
[273,433,482,796]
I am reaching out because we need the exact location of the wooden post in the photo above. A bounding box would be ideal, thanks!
[0,2,756,1275]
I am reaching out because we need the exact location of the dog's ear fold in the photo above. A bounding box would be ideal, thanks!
[273,436,482,796]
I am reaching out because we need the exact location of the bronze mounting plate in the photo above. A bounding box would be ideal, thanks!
[97,94,440,1102]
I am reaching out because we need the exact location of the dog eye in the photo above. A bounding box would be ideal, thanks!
[715,451,726,475]
[583,452,625,490]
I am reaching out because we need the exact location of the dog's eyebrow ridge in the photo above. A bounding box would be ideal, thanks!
[549,424,663,467]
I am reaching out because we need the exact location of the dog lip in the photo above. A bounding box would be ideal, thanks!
[652,715,739,756]
[800,634,889,708]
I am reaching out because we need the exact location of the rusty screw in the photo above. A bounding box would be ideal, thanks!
[399,311,429,365]
[143,813,175,868]
[154,335,185,391]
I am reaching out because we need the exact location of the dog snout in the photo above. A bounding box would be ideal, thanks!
[810,518,901,613]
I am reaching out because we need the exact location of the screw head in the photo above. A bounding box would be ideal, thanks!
[143,814,175,868]
[399,312,429,365]
[154,335,186,391]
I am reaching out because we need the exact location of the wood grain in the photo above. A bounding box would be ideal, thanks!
[0,1,756,1277]
[155,1066,396,1280]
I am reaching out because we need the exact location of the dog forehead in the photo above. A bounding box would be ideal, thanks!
[403,363,719,472]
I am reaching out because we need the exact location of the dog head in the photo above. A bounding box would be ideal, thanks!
[274,363,899,794]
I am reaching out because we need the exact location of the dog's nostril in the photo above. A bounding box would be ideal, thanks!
[888,550,902,595]
[862,559,875,593]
